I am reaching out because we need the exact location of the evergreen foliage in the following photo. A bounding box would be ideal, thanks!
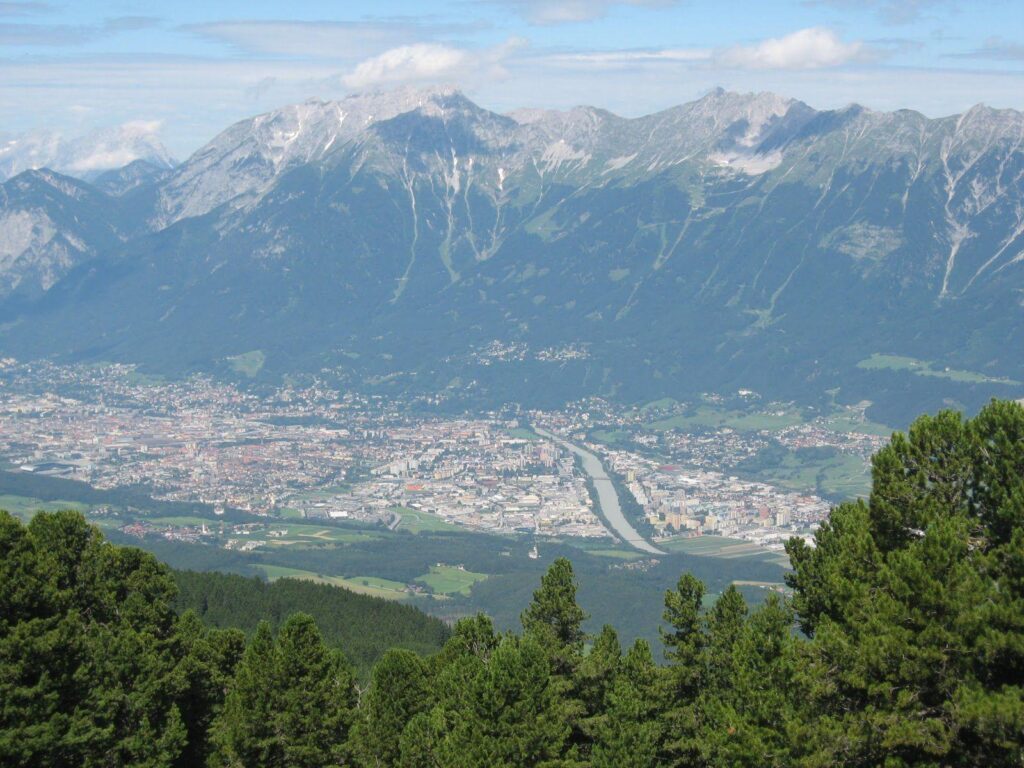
[350,648,430,767]
[2,399,1024,766]
[172,569,449,675]
[1,510,203,767]
[211,615,356,768]
[784,399,1024,765]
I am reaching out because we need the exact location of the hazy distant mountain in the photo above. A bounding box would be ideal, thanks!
[0,122,175,182]
[1,87,1022,422]
[0,169,126,298]
[92,159,174,197]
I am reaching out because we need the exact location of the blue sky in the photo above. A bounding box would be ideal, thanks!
[1,0,1022,156]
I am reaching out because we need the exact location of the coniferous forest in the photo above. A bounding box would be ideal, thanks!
[2,400,1024,767]
[171,571,451,676]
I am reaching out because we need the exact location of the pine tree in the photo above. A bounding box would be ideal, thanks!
[661,573,706,675]
[438,635,572,767]
[351,648,430,767]
[397,711,443,768]
[785,400,1024,766]
[431,613,499,672]
[170,611,244,767]
[703,585,747,690]
[521,557,588,673]
[698,595,796,768]
[0,511,188,767]
[275,613,357,768]
[211,620,282,767]
[575,624,622,748]
[211,615,355,768]
[592,639,664,768]
[660,572,706,765]
[521,557,590,764]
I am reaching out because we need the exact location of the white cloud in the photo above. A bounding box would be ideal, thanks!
[342,38,527,90]
[117,119,164,137]
[538,28,866,71]
[0,21,1019,161]
[0,15,158,46]
[0,54,349,155]
[343,44,468,89]
[495,0,678,25]
[0,118,170,177]
[66,147,145,171]
[65,119,169,172]
[721,28,868,69]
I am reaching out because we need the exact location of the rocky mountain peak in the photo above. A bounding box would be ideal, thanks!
[154,86,491,226]
[953,103,1024,140]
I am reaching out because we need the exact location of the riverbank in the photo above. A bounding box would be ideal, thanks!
[533,425,664,555]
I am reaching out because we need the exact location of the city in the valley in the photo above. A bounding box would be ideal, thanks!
[0,359,889,556]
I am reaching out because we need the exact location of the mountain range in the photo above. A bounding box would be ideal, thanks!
[0,122,174,182]
[1,86,1021,423]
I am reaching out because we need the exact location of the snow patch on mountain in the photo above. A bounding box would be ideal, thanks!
[540,140,590,171]
[153,86,470,226]
[709,150,784,174]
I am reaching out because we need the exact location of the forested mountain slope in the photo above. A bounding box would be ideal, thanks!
[1,88,1022,421]
[172,570,449,674]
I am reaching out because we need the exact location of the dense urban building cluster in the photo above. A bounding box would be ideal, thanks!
[0,360,885,553]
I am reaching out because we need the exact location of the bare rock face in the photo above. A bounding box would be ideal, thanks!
[0,170,124,298]
[1,87,1022,422]
[151,86,478,227]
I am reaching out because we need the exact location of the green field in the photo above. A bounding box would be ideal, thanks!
[124,370,166,387]
[857,353,1020,386]
[591,429,632,445]
[395,507,462,534]
[226,349,266,377]
[415,565,488,596]
[0,494,88,520]
[816,453,871,499]
[747,450,870,500]
[822,410,893,437]
[278,507,306,519]
[235,524,379,545]
[640,397,678,413]
[255,564,348,587]
[647,404,805,433]
[255,565,409,599]
[341,575,410,597]
[659,536,771,559]
[585,548,645,560]
[505,427,541,441]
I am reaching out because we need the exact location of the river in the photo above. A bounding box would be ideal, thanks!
[533,426,664,555]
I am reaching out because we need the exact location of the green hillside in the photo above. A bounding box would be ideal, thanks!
[172,570,449,676]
